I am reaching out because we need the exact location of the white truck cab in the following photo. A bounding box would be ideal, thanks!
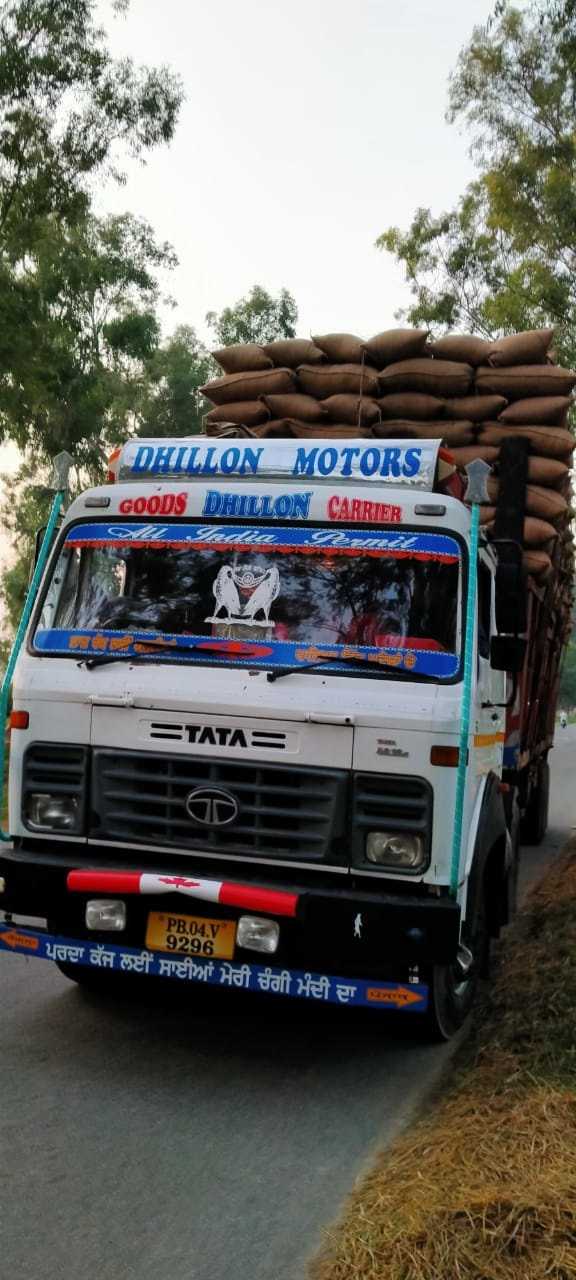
[1,437,515,1037]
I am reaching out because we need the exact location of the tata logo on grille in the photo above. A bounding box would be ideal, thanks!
[184,787,239,827]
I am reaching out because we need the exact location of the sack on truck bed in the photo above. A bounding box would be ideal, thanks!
[261,393,328,423]
[204,400,271,427]
[297,362,380,398]
[200,368,297,405]
[480,423,575,458]
[263,338,325,368]
[479,510,558,547]
[442,394,507,421]
[476,364,576,399]
[373,420,475,446]
[487,328,554,367]
[312,333,367,364]
[498,396,572,426]
[363,328,429,367]
[321,395,381,425]
[380,358,474,396]
[428,334,492,366]
[377,392,445,420]
[485,479,568,523]
[523,550,553,579]
[212,343,272,374]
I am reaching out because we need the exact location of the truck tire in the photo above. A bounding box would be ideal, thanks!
[520,760,550,846]
[422,890,488,1041]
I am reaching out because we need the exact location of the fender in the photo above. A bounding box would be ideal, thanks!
[460,772,508,931]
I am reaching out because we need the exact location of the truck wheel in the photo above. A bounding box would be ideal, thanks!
[520,761,549,846]
[423,892,488,1041]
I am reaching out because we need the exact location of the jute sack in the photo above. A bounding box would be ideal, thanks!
[480,422,575,458]
[428,335,492,366]
[526,457,570,487]
[312,333,366,363]
[380,358,473,396]
[297,363,380,398]
[479,509,558,546]
[200,368,297,405]
[261,393,328,423]
[523,550,553,579]
[204,422,256,438]
[377,393,445,420]
[321,395,381,425]
[498,396,572,426]
[487,328,554,367]
[263,339,325,368]
[485,479,568,523]
[204,400,271,427]
[256,420,371,440]
[447,445,500,467]
[212,343,272,374]
[442,394,507,421]
[372,420,474,446]
[363,328,428,367]
[476,364,576,399]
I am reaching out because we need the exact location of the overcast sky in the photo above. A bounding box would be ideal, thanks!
[1,0,498,488]
[97,0,498,341]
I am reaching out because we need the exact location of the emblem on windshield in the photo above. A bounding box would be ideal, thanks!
[184,787,239,827]
[206,564,280,627]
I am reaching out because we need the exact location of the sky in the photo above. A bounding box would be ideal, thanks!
[0,0,500,555]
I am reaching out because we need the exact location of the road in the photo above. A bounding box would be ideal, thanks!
[1,727,574,1280]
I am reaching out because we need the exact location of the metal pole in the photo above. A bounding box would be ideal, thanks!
[0,452,72,842]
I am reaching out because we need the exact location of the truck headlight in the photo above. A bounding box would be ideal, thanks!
[25,793,79,832]
[366,832,425,869]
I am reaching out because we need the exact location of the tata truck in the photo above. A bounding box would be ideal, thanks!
[0,435,567,1038]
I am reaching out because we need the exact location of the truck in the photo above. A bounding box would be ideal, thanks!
[0,432,569,1038]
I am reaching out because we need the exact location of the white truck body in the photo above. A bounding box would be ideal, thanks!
[1,438,514,1034]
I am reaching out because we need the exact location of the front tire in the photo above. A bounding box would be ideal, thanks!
[423,891,488,1041]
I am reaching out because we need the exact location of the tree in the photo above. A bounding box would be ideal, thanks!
[0,0,182,256]
[0,0,183,459]
[0,210,176,469]
[377,1,576,362]
[206,285,298,347]
[137,326,214,438]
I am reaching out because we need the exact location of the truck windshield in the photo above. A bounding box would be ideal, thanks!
[34,520,462,680]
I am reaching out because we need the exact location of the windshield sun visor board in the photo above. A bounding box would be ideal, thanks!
[109,439,441,490]
[34,524,461,679]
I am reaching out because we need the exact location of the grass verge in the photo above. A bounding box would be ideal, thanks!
[310,843,576,1280]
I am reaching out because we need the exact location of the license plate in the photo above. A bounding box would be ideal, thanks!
[145,911,236,959]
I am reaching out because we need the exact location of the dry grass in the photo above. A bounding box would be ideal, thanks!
[311,843,576,1280]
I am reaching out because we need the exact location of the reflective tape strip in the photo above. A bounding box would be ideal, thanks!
[67,870,298,918]
[473,732,506,748]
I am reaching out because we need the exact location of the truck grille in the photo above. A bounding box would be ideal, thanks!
[352,773,433,871]
[91,749,348,865]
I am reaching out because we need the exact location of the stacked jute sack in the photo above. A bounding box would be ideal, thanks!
[200,327,575,583]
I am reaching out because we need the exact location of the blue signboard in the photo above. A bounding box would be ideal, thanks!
[0,923,428,1012]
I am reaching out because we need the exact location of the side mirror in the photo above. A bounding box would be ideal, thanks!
[490,635,526,673]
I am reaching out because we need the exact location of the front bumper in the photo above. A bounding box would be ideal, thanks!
[0,842,460,971]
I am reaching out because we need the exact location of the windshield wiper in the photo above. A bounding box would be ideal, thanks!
[83,640,241,669]
[266,654,442,683]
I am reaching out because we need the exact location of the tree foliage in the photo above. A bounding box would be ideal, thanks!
[0,0,182,253]
[378,1,576,362]
[138,326,214,439]
[1,210,177,468]
[206,285,298,347]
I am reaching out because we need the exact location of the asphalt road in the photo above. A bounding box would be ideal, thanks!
[1,727,574,1280]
